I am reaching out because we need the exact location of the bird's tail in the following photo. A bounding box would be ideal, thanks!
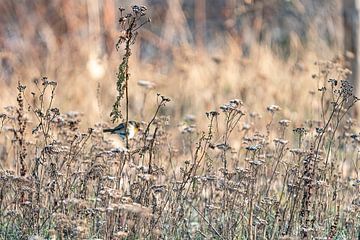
[103,128,113,133]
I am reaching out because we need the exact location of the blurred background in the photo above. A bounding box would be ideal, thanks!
[0,0,352,126]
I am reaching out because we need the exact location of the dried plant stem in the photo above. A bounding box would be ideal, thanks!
[191,204,224,240]
[124,20,134,149]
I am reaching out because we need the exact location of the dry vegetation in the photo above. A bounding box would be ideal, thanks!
[0,1,359,240]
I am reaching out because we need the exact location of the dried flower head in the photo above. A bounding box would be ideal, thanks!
[267,104,281,113]
[279,119,291,127]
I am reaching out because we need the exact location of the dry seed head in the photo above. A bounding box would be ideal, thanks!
[328,78,338,85]
[315,127,324,134]
[246,144,261,151]
[64,111,82,118]
[220,99,242,112]
[249,159,264,166]
[267,104,281,113]
[180,125,196,134]
[279,119,291,127]
[216,143,231,151]
[351,179,360,187]
[111,147,128,153]
[318,86,326,92]
[229,98,243,106]
[132,5,147,15]
[293,127,306,135]
[206,110,219,118]
[273,138,288,145]
[160,95,171,102]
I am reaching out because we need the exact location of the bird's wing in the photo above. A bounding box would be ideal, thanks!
[112,123,125,132]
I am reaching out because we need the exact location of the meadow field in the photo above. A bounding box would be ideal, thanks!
[0,1,359,239]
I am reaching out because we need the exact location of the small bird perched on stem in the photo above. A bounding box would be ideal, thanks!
[103,121,140,140]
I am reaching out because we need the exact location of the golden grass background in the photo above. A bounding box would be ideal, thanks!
[0,0,343,127]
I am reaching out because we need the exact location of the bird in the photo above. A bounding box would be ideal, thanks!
[103,121,140,140]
